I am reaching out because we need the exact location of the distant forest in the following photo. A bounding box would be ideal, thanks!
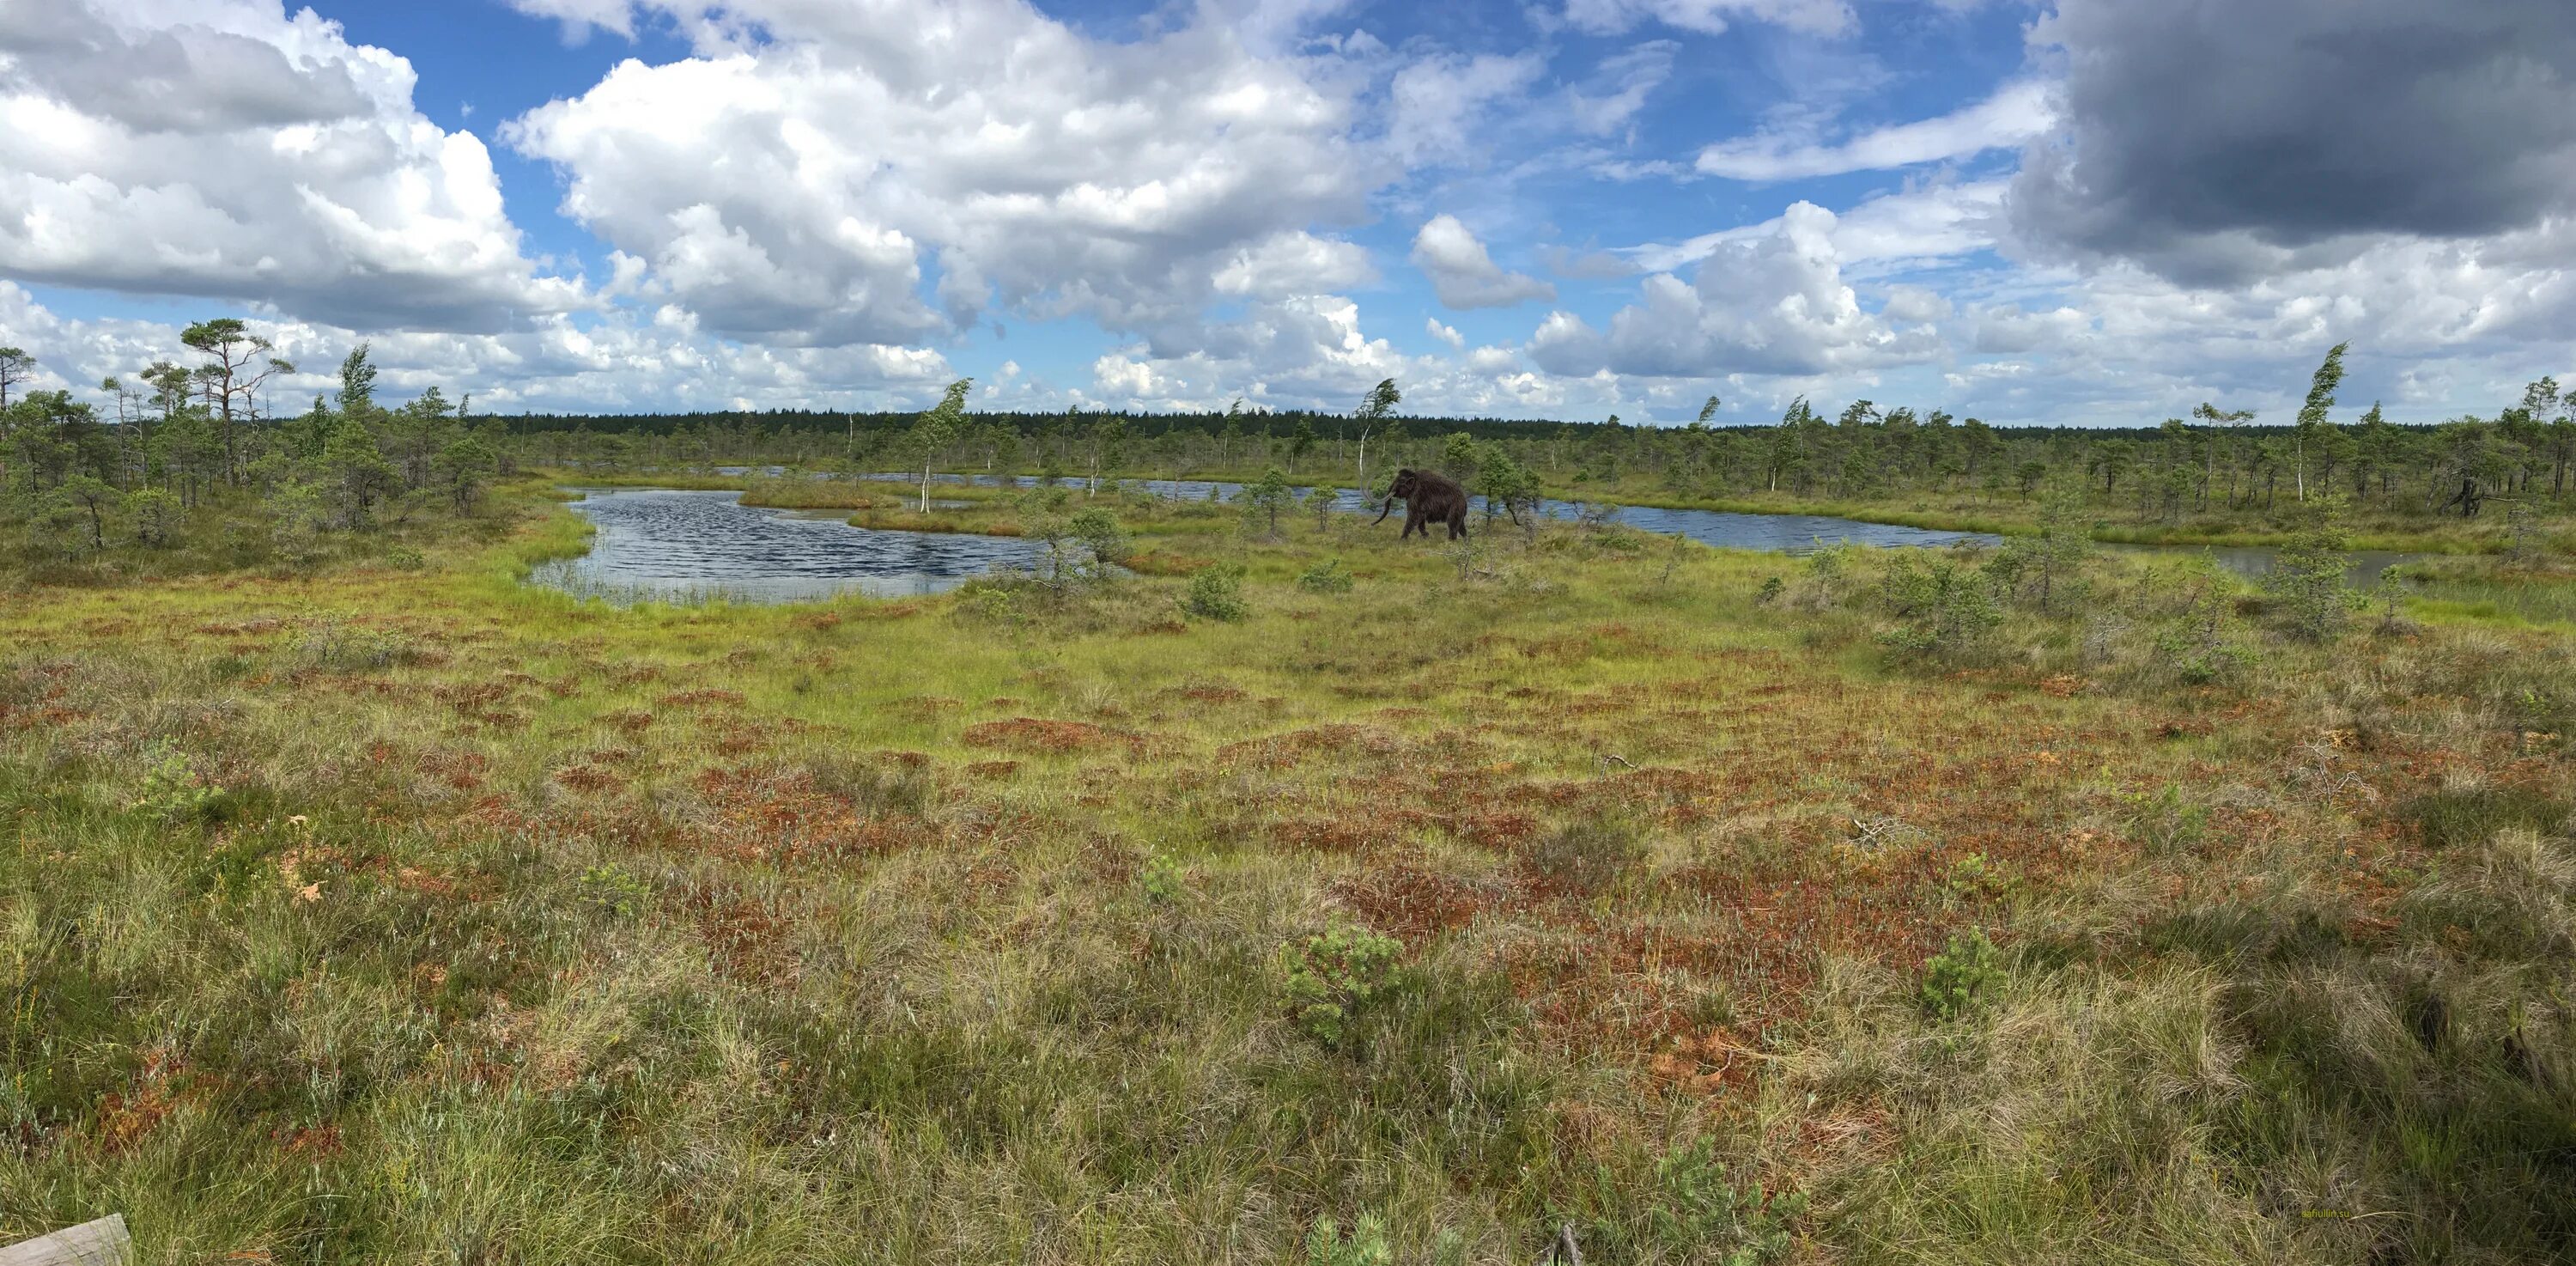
[480,349,2575,520]
[9,325,2572,557]
[495,403,2186,446]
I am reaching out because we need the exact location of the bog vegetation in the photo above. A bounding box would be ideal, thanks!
[14,332,2575,573]
[3,325,2575,1263]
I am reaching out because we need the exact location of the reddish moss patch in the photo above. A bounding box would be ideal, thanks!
[1269,816,1408,855]
[683,886,801,986]
[1217,724,1395,770]
[598,708,654,738]
[964,717,1132,754]
[1330,861,1506,937]
[552,764,624,794]
[687,765,946,862]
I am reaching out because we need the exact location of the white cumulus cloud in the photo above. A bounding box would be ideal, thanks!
[1534,201,1936,379]
[1412,215,1556,310]
[503,0,1370,349]
[0,0,585,332]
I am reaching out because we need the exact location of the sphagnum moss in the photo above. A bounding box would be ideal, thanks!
[3,479,2573,1263]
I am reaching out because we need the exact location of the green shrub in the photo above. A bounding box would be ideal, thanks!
[1920,927,2006,1019]
[1642,1138,1806,1264]
[1139,852,1182,904]
[1942,852,2014,902]
[1304,1214,1393,1266]
[1025,504,1129,587]
[1279,926,1404,1048]
[1296,558,1355,593]
[954,581,1018,624]
[2121,782,2213,855]
[1239,466,1294,539]
[2264,524,2362,642]
[579,863,651,918]
[1304,486,1336,535]
[1876,551,2003,661]
[1066,507,1128,572]
[1182,565,1250,623]
[134,740,223,821]
[125,487,183,548]
[1803,540,1862,589]
[1988,482,2093,613]
[2152,624,2260,685]
[2142,562,2260,685]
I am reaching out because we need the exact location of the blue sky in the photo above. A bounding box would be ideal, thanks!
[3,0,2571,426]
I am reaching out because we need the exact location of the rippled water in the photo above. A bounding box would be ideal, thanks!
[529,488,1048,605]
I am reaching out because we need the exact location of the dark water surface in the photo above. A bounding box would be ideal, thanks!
[529,488,1048,605]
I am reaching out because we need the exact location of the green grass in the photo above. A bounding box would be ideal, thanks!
[4,481,2575,1262]
[1599,487,2546,554]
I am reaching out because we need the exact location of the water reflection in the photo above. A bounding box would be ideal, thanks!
[528,488,1048,606]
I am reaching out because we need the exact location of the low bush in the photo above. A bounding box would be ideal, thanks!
[1875,551,2003,663]
[1182,564,1250,622]
[1297,558,1355,593]
[1642,1138,1804,1264]
[1920,927,2006,1019]
[1279,926,1404,1048]
[132,740,223,822]
[1303,1214,1393,1266]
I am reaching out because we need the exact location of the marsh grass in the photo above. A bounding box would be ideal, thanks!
[3,478,2573,1262]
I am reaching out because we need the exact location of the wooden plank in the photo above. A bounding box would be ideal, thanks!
[0,1215,130,1266]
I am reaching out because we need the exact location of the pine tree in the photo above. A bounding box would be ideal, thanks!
[320,411,396,529]
[2293,342,2349,503]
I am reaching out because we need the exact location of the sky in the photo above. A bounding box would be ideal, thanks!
[1,0,2571,428]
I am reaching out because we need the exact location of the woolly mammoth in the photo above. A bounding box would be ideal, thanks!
[1374,468,1470,540]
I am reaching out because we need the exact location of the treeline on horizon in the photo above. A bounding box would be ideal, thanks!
[489,345,2576,520]
[486,405,2406,444]
[8,317,2576,573]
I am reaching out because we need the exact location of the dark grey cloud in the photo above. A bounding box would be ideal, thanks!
[0,4,371,133]
[2011,0,2576,284]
